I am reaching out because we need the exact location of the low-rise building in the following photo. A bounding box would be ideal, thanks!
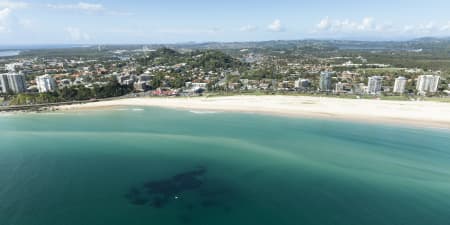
[134,81,148,92]
[191,83,207,91]
[294,79,310,90]
[239,79,249,90]
[335,82,352,93]
[59,79,72,88]
[353,83,366,94]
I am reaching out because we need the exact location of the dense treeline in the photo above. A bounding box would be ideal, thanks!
[138,48,183,65]
[137,48,248,72]
[187,50,246,72]
[10,81,132,105]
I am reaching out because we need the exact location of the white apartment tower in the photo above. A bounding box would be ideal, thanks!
[367,76,383,95]
[36,74,57,93]
[319,72,333,92]
[0,73,27,94]
[416,75,440,93]
[393,76,407,94]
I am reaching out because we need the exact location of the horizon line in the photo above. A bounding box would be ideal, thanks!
[0,36,448,48]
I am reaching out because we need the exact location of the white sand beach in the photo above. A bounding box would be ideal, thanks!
[58,95,450,129]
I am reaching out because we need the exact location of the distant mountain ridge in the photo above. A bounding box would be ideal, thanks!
[7,37,450,53]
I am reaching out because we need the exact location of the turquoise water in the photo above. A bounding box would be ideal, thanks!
[0,107,449,225]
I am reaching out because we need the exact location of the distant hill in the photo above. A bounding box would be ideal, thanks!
[410,37,450,42]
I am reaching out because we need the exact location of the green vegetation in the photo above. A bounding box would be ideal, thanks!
[188,50,247,72]
[137,48,248,72]
[9,81,132,105]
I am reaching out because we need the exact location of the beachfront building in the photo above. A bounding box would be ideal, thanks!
[335,82,352,94]
[186,82,208,92]
[416,75,440,94]
[294,78,310,90]
[319,72,333,92]
[36,74,57,93]
[367,76,383,95]
[134,81,147,92]
[239,79,249,90]
[117,74,137,86]
[353,83,366,95]
[192,83,208,91]
[0,73,27,94]
[59,79,72,88]
[393,76,407,94]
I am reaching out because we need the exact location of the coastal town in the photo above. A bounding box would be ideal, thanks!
[2,1,450,225]
[0,41,449,108]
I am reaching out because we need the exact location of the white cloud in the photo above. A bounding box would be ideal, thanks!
[416,22,436,34]
[359,17,375,30]
[106,11,134,16]
[0,8,11,32]
[268,19,284,32]
[401,22,439,35]
[317,17,332,30]
[315,17,391,34]
[313,17,450,38]
[375,23,393,32]
[65,27,91,41]
[440,22,450,32]
[0,7,32,33]
[240,25,257,32]
[18,18,32,28]
[75,2,103,11]
[157,27,223,35]
[47,2,133,16]
[208,27,222,33]
[0,1,28,9]
[48,2,104,12]
[0,7,10,19]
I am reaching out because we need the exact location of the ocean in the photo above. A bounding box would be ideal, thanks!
[0,107,449,225]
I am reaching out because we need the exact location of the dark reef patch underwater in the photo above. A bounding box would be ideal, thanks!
[125,166,234,223]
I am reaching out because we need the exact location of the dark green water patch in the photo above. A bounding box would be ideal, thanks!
[126,167,206,208]
[125,166,233,211]
[125,166,237,224]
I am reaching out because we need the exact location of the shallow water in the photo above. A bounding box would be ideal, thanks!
[0,107,449,225]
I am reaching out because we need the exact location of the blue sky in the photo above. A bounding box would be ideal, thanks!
[1,0,450,44]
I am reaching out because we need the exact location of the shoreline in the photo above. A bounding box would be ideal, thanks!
[54,95,450,129]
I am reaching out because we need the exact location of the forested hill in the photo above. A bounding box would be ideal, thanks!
[137,49,247,72]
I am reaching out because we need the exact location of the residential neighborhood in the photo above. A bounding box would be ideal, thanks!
[0,42,449,107]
